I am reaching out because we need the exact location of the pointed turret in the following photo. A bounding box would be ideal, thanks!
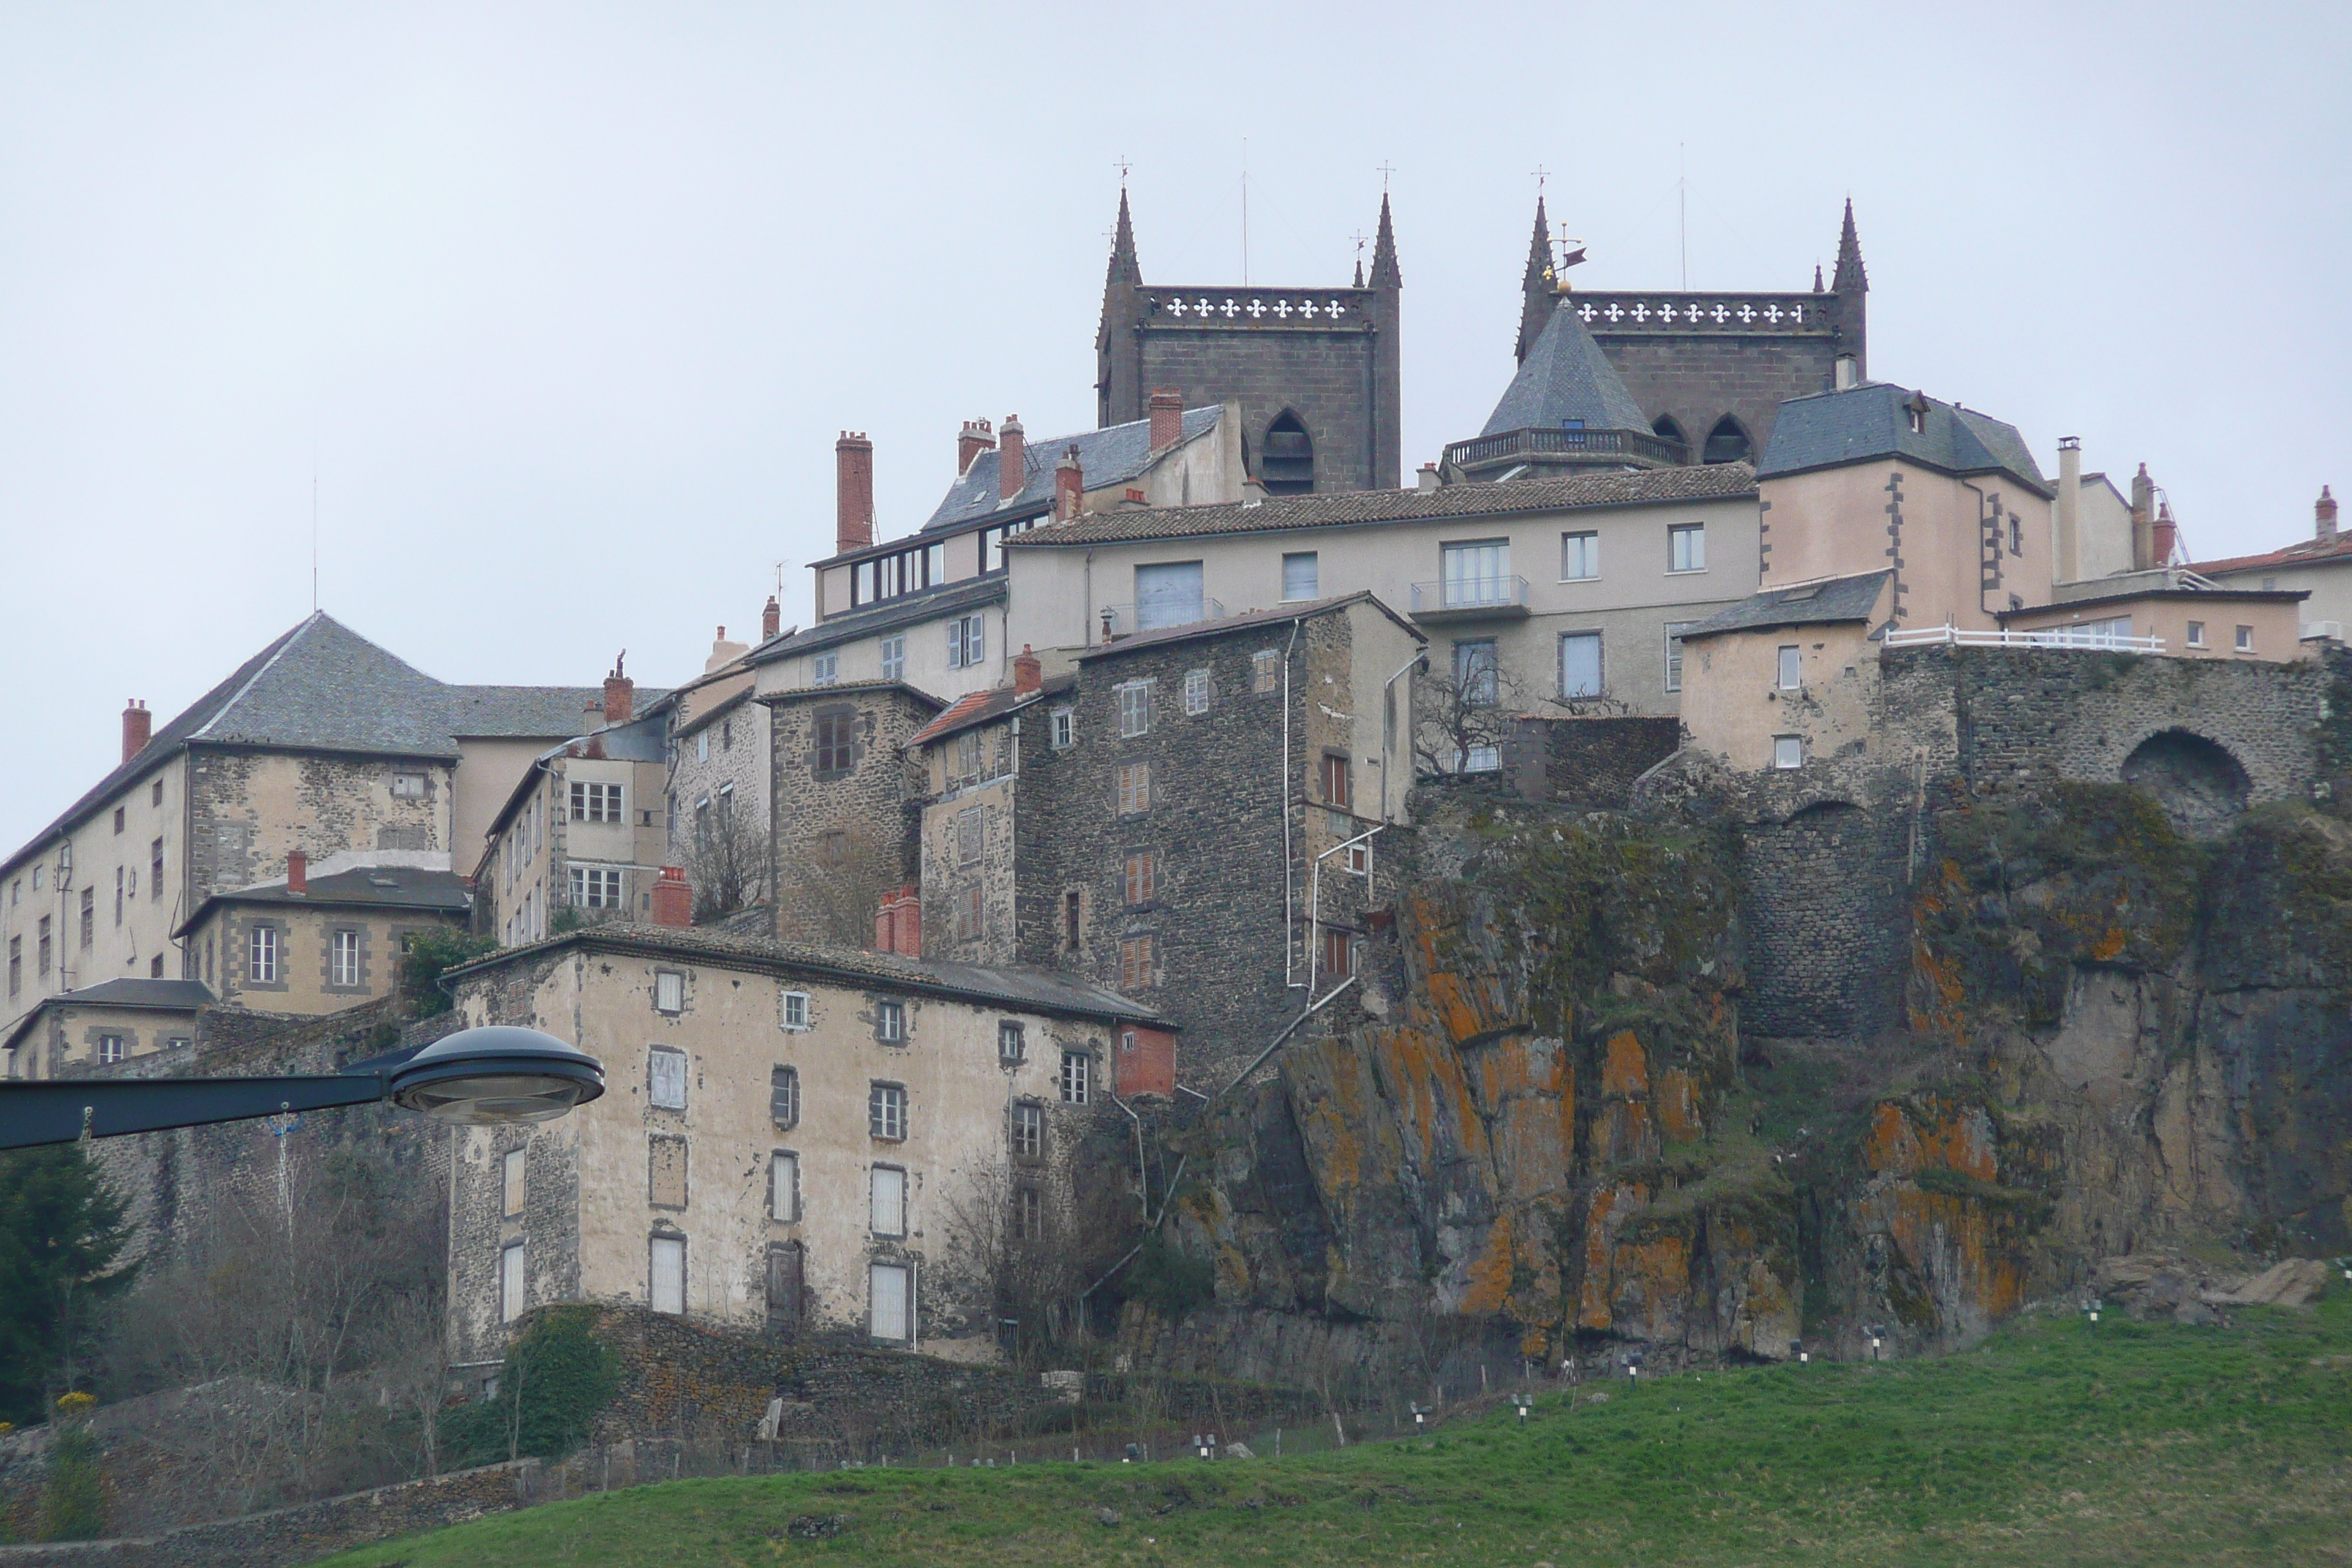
[1368,192,1401,290]
[1107,186,1142,290]
[1517,195,1556,365]
[1832,197,1867,295]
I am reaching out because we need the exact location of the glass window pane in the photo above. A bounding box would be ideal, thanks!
[869,1262,909,1341]
[1281,552,1319,601]
[650,1237,685,1313]
[1561,633,1602,698]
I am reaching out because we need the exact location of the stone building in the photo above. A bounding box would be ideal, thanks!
[764,682,943,949]
[0,977,212,1080]
[440,923,1167,1362]
[660,614,782,924]
[2194,486,2352,638]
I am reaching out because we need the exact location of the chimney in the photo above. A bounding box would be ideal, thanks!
[1055,444,1085,521]
[1013,644,1041,695]
[603,652,633,725]
[762,594,782,639]
[650,865,693,927]
[998,416,1027,502]
[1417,462,1441,491]
[1148,388,1184,452]
[121,700,151,765]
[2055,436,2082,583]
[957,418,995,475]
[836,431,875,554]
[2152,500,2178,569]
[286,849,307,896]
[2319,485,2339,542]
[872,884,921,957]
[2130,464,2155,571]
[1833,353,1858,391]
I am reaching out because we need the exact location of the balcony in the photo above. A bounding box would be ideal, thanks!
[1410,576,1531,622]
[1443,425,1689,475]
[1099,598,1228,638]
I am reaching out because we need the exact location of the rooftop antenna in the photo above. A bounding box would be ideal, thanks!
[1240,137,1249,286]
[1678,143,1688,290]
[310,472,319,613]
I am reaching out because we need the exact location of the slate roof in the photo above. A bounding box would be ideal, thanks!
[1,979,216,1055]
[920,407,1223,533]
[1006,464,1757,550]
[1480,298,1654,437]
[445,922,1172,1027]
[1758,384,2051,496]
[1074,592,1423,663]
[448,685,627,737]
[178,866,472,937]
[905,674,1076,750]
[746,578,1006,668]
[1678,570,1893,640]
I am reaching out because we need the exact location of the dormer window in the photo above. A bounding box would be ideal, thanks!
[1904,394,1929,436]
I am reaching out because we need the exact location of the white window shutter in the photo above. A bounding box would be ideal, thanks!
[650,1237,685,1313]
[869,1262,909,1340]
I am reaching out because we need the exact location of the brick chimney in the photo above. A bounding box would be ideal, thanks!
[2130,464,2155,571]
[998,416,1026,502]
[836,431,875,554]
[873,885,921,957]
[1148,388,1183,452]
[957,418,995,475]
[650,865,693,927]
[762,595,782,639]
[603,652,633,725]
[2319,485,2339,542]
[286,849,307,896]
[1013,644,1041,695]
[121,700,151,765]
[1055,444,1085,521]
[2152,500,2178,569]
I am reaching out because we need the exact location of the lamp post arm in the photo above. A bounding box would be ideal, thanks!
[0,1074,391,1151]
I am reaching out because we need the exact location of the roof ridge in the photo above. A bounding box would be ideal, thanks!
[190,611,327,740]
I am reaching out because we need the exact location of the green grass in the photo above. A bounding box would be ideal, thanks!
[319,1298,2352,1567]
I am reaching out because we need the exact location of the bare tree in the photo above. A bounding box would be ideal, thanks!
[796,823,904,949]
[1412,650,1531,780]
[681,793,769,922]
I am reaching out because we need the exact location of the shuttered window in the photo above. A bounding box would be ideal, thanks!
[649,1236,685,1314]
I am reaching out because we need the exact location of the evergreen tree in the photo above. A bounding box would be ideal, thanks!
[0,1145,135,1425]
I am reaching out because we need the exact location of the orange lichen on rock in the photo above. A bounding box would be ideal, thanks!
[1608,1230,1692,1342]
[1656,1068,1705,1142]
[2090,925,2128,962]
[1602,1030,1649,1098]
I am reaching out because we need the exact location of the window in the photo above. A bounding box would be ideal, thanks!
[1119,934,1154,990]
[1454,640,1499,706]
[1281,551,1319,601]
[649,1236,685,1314]
[2009,516,2024,555]
[1322,754,1352,810]
[1441,540,1511,608]
[1123,852,1157,905]
[1011,1186,1044,1241]
[1063,889,1082,951]
[771,1066,800,1128]
[391,773,427,799]
[151,779,163,808]
[1906,402,1926,436]
[249,924,279,984]
[1049,707,1074,749]
[875,999,906,1043]
[1562,531,1599,580]
[954,884,982,941]
[696,730,709,763]
[2186,621,2206,649]
[1115,762,1152,815]
[502,1147,527,1217]
[813,652,839,686]
[6,938,17,999]
[1060,1050,1091,1104]
[2236,625,2255,653]
[331,929,361,987]
[1013,1101,1044,1160]
[567,866,622,909]
[947,614,986,668]
[1777,646,1802,690]
[1321,926,1357,979]
[869,1082,908,1139]
[999,1020,1027,1065]
[149,954,162,978]
[880,636,905,681]
[722,717,733,753]
[1669,524,1706,573]
[951,729,984,785]
[1345,837,1371,875]
[79,888,94,949]
[1664,622,1697,694]
[1183,668,1211,715]
[868,1262,911,1342]
[1134,561,1205,630]
[1560,633,1603,699]
[1773,735,1803,770]
[37,918,51,978]
[1252,650,1279,693]
[97,1034,126,1066]
[1117,680,1154,737]
[870,1165,907,1236]
[956,807,984,866]
[570,781,622,823]
[767,1242,804,1334]
[500,1242,527,1324]
[165,1036,190,1051]
[112,807,124,835]
[150,839,163,899]
[114,867,122,927]
[780,990,810,1030]
[649,1045,687,1108]
[770,1152,800,1222]
[813,711,856,777]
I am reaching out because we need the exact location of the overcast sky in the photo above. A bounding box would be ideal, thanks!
[1,1,2344,853]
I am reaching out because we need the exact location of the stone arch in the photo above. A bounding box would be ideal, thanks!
[1260,409,1315,494]
[1702,415,1753,465]
[1741,798,1902,1039]
[1651,415,1689,456]
[2121,728,2251,838]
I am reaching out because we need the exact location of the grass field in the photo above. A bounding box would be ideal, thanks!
[318,1296,2352,1567]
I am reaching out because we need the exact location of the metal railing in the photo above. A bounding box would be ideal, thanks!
[1884,623,2168,653]
[1101,598,1227,637]
[1443,426,1689,470]
[1411,576,1530,614]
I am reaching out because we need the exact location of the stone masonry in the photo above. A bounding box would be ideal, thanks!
[766,684,941,947]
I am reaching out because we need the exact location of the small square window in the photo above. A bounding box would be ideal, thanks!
[649,1045,688,1109]
[813,652,839,685]
[97,1034,126,1065]
[869,1082,908,1140]
[781,990,810,1030]
[2235,625,2255,652]
[999,1020,1026,1064]
[770,1066,800,1128]
[1776,646,1801,690]
[1669,524,1706,573]
[2186,620,2206,649]
[1060,1050,1090,1105]
[1252,650,1279,693]
[875,998,906,1044]
[1183,668,1211,715]
[1049,708,1074,750]
[655,970,685,1014]
[1772,735,1803,771]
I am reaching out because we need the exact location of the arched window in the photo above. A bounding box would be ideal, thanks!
[1702,417,1752,465]
[1260,410,1314,494]
[1651,415,1688,457]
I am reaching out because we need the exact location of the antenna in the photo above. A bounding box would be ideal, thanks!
[1678,143,1688,290]
[1240,137,1249,286]
[310,473,319,612]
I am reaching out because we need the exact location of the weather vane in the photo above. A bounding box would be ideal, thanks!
[1113,155,1131,186]
[1376,160,1395,190]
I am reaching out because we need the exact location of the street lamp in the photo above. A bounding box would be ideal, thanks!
[1621,1350,1645,1387]
[1512,1393,1532,1427]
[0,1026,603,1149]
[1790,1338,1807,1365]
[1863,1323,1886,1362]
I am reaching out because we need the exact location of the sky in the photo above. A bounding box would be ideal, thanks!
[1,1,2345,853]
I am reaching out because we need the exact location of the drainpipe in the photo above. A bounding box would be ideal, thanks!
[1281,618,1304,989]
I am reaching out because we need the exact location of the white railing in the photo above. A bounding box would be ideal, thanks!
[1883,623,2168,653]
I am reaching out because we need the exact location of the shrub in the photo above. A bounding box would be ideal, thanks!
[400,930,496,1017]
[440,1309,619,1467]
[1115,1235,1215,1319]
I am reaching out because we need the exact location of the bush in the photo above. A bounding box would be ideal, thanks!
[440,1309,619,1468]
[1115,1235,1215,1319]
[41,1394,103,1542]
[400,930,496,1017]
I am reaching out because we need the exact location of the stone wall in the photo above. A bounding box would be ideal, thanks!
[1584,286,1859,464]
[765,685,938,947]
[184,750,449,907]
[1506,715,1682,809]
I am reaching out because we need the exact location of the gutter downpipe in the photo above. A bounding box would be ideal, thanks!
[1281,617,1305,989]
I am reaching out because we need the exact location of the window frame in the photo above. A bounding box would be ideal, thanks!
[500,1240,527,1324]
[2186,620,2207,649]
[502,1147,527,1218]
[812,651,839,686]
[780,990,811,1030]
[1558,631,1604,700]
[248,923,280,986]
[1776,645,1802,690]
[1663,621,1698,694]
[1280,551,1320,603]
[1115,761,1152,815]
[1561,530,1600,581]
[1123,851,1157,906]
[769,1150,800,1223]
[867,1260,913,1343]
[330,927,361,989]
[97,1033,126,1066]
[1772,734,1804,771]
[1060,1049,1091,1105]
[1322,753,1352,810]
[1118,933,1154,991]
[879,635,905,682]
[2234,625,2255,652]
[770,1064,801,1128]
[875,998,907,1044]
[869,1163,908,1238]
[1183,668,1211,716]
[649,1234,686,1316]
[1667,523,1707,574]
[1049,707,1075,750]
[1117,679,1155,738]
[869,1081,908,1141]
[648,1044,689,1110]
[998,1019,1027,1065]
[956,805,984,866]
[1251,649,1279,694]
[654,969,685,1015]
[812,710,856,778]
[1012,1100,1045,1161]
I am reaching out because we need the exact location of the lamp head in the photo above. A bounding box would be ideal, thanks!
[387,1026,604,1126]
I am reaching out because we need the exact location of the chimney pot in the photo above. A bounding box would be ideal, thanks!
[998,417,1027,502]
[1148,388,1184,453]
[762,594,782,639]
[650,865,693,927]
[1014,644,1041,695]
[1417,462,1441,491]
[957,418,996,476]
[2319,485,2338,542]
[836,431,875,554]
[603,652,633,725]
[121,700,151,765]
[2152,500,2179,569]
[286,849,307,896]
[1055,444,1085,522]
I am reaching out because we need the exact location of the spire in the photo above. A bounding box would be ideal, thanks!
[1482,298,1651,440]
[1832,197,1867,295]
[1368,192,1401,290]
[1812,263,1825,293]
[1107,186,1142,290]
[1517,195,1556,364]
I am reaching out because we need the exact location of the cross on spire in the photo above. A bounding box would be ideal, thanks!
[1376,160,1396,189]
[1113,155,1131,186]
[1531,164,1549,192]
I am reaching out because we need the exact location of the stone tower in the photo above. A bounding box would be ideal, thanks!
[1096,188,1401,494]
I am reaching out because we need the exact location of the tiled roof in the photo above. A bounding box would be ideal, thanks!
[1006,464,1757,549]
[905,674,1074,750]
[1678,570,1893,639]
[1758,383,2050,496]
[746,578,1006,668]
[1480,298,1653,437]
[2194,533,2352,577]
[1074,592,1423,663]
[921,407,1223,533]
[445,922,1172,1027]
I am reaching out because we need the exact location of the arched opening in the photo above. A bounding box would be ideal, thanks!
[2121,729,2251,838]
[1259,410,1315,494]
[1702,416,1752,465]
[1651,416,1689,459]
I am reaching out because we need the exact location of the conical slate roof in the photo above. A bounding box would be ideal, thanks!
[1480,297,1651,437]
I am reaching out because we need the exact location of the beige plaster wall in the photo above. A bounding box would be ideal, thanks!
[2203,559,2352,638]
[1679,616,1885,774]
[753,600,1007,707]
[1763,463,2053,631]
[13,1001,199,1079]
[188,901,461,1017]
[2005,596,2311,661]
[454,738,560,872]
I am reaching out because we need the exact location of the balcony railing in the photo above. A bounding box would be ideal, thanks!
[1101,598,1227,637]
[1443,426,1690,471]
[1411,576,1531,616]
[1883,623,2168,653]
